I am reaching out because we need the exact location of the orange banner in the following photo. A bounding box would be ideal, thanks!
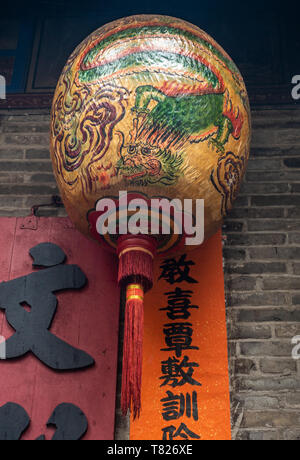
[130,231,231,441]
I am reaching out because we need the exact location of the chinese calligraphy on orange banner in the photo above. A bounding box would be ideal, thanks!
[130,231,231,441]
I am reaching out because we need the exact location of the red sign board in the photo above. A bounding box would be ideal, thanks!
[0,217,120,440]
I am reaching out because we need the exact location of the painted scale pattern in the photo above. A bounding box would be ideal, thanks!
[50,15,251,246]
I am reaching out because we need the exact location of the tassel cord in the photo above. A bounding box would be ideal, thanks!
[117,237,156,419]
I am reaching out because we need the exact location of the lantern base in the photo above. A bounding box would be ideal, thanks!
[117,235,157,292]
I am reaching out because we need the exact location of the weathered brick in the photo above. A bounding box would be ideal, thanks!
[292,294,300,304]
[291,183,300,193]
[284,158,300,168]
[248,219,300,231]
[236,395,279,410]
[285,393,300,407]
[228,292,289,307]
[260,358,296,375]
[283,429,300,440]
[36,208,67,217]
[0,196,25,207]
[287,207,300,218]
[0,209,28,217]
[234,431,250,440]
[4,114,50,122]
[240,182,289,195]
[23,195,62,207]
[0,184,58,195]
[293,263,300,275]
[282,221,300,231]
[4,134,49,146]
[251,129,277,147]
[226,276,257,291]
[242,411,300,428]
[233,196,249,207]
[227,341,237,357]
[289,233,300,244]
[25,148,50,159]
[226,233,286,246]
[246,170,300,182]
[240,341,292,357]
[251,195,300,207]
[247,431,278,440]
[274,129,300,145]
[250,146,300,157]
[234,358,257,374]
[237,308,300,323]
[226,207,284,219]
[275,324,300,338]
[0,173,24,184]
[25,173,56,184]
[0,161,52,172]
[222,221,244,232]
[236,377,300,391]
[230,324,272,340]
[223,248,246,260]
[226,262,286,274]
[247,158,282,171]
[248,247,300,260]
[0,148,24,159]
[247,110,300,127]
[2,123,49,133]
[262,276,300,290]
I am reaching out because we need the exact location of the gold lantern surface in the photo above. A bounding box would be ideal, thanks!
[50,14,251,417]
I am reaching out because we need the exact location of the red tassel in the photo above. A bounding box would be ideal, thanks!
[117,235,156,419]
[118,249,154,291]
[121,287,144,419]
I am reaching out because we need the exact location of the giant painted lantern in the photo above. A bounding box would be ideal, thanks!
[50,15,251,419]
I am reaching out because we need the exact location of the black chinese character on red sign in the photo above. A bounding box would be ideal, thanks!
[162,423,200,440]
[160,287,199,320]
[159,254,198,285]
[0,243,94,371]
[0,402,88,440]
[160,356,201,387]
[161,322,199,357]
[160,390,198,421]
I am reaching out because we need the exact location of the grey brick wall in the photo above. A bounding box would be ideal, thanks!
[0,107,300,440]
[224,108,300,440]
[0,110,65,217]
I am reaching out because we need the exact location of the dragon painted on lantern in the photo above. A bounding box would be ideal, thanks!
[113,84,243,186]
[51,18,249,214]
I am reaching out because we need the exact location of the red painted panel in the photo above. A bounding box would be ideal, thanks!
[0,217,120,440]
[0,218,17,335]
